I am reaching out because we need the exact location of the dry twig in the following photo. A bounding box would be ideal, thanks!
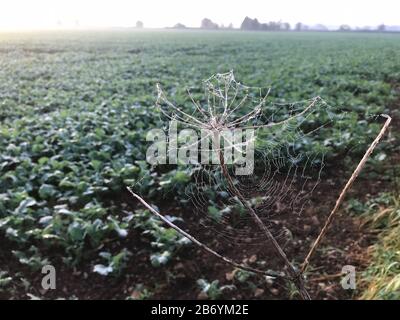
[127,186,287,280]
[301,114,392,273]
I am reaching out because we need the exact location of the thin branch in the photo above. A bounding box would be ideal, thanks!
[126,187,287,280]
[300,114,392,273]
[214,133,311,300]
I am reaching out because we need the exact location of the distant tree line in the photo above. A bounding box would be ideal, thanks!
[166,17,395,32]
[240,17,290,31]
[239,18,391,32]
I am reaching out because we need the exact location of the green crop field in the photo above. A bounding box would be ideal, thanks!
[0,30,399,300]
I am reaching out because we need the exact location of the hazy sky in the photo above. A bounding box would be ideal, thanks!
[0,0,399,30]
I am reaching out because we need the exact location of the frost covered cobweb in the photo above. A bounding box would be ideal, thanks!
[127,70,391,299]
[153,71,369,255]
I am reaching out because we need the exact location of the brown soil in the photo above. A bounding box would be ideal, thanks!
[0,172,383,300]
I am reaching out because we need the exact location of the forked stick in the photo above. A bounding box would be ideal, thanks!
[127,187,287,280]
[301,114,392,273]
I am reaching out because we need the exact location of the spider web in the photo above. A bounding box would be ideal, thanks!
[150,71,375,265]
